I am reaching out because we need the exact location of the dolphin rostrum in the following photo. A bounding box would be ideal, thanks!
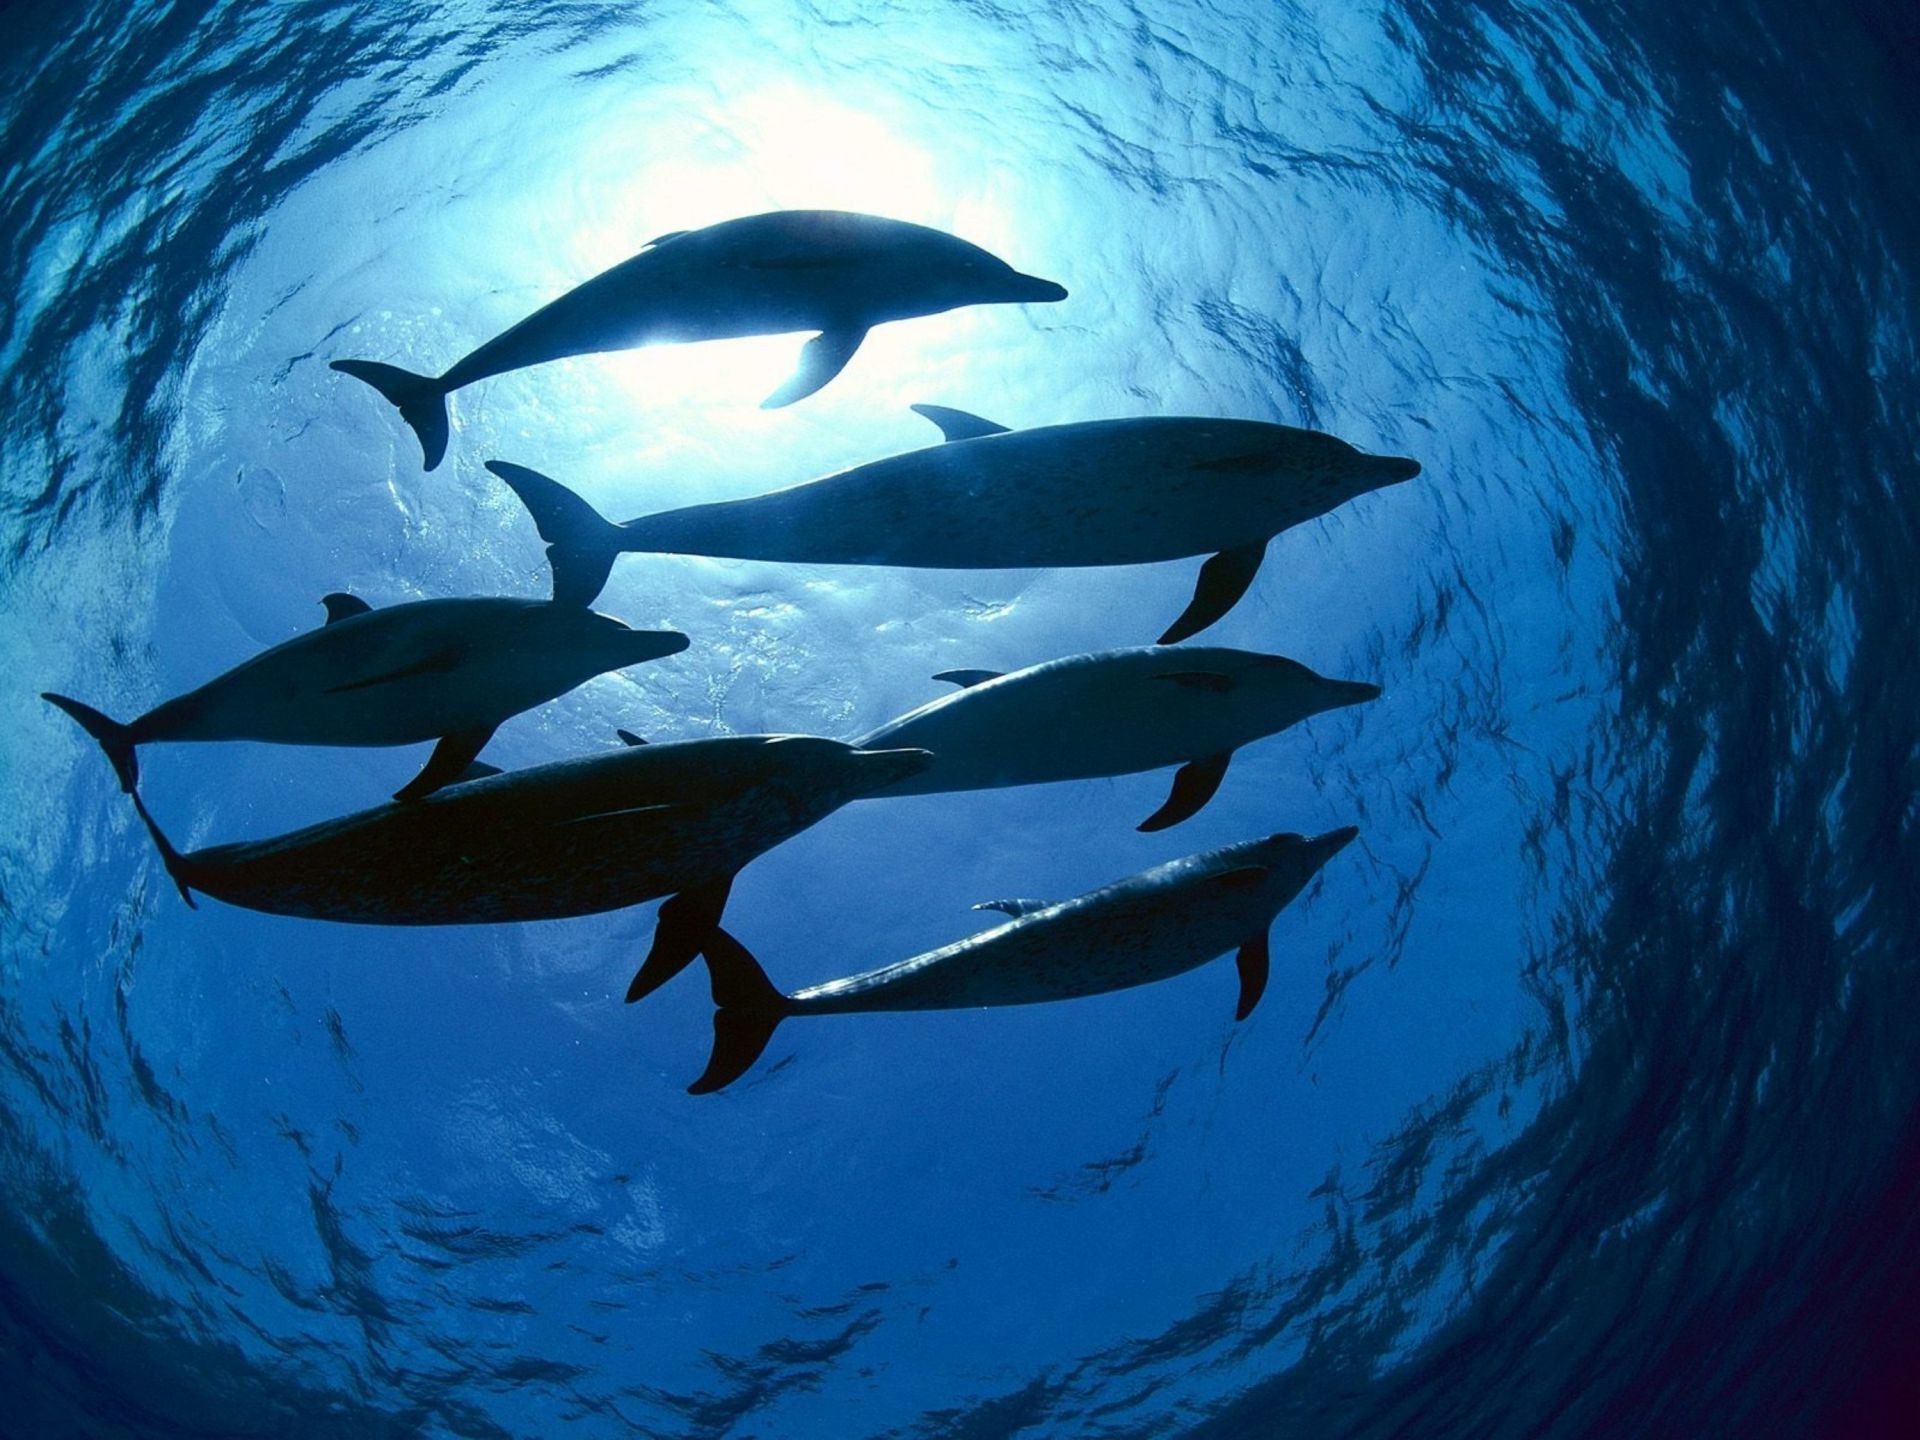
[490,404,1419,642]
[330,211,1068,469]
[854,646,1382,831]
[93,735,930,991]
[680,828,1359,1093]
[43,596,689,801]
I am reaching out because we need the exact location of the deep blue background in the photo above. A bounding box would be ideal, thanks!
[2,1,1915,1435]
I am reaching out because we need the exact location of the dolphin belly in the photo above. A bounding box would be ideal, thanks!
[793,897,1245,1014]
[618,422,1361,569]
[190,789,793,924]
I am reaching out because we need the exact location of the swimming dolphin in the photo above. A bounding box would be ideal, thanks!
[681,827,1358,1093]
[95,735,929,990]
[489,404,1419,642]
[330,211,1068,470]
[43,596,690,802]
[854,647,1382,830]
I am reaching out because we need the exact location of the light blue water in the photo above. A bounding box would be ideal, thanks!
[2,2,1915,1436]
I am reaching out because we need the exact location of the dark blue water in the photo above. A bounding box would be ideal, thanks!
[2,2,1915,1436]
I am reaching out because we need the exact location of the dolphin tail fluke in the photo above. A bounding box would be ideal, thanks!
[42,693,140,793]
[485,460,625,608]
[128,789,197,910]
[761,325,868,409]
[330,360,451,471]
[626,877,735,1004]
[1158,540,1269,645]
[689,927,790,1094]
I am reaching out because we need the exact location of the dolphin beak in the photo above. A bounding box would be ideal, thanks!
[1331,679,1384,706]
[1012,272,1069,303]
[1378,455,1421,484]
[855,746,935,790]
[629,629,692,662]
[1312,826,1361,860]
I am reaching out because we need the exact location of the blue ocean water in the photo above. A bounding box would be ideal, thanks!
[2,0,1916,1435]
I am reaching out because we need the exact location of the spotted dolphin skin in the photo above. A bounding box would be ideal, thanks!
[681,827,1359,1093]
[331,211,1067,469]
[43,596,690,802]
[101,735,929,987]
[491,404,1418,643]
[855,646,1382,830]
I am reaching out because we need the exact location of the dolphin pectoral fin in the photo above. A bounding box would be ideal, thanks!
[615,729,648,746]
[1137,752,1232,832]
[627,877,735,1004]
[932,669,1004,688]
[486,460,626,609]
[690,928,789,1094]
[1234,930,1271,1020]
[393,726,497,802]
[972,897,1052,919]
[762,326,868,409]
[323,644,467,695]
[320,593,373,624]
[1153,671,1235,694]
[456,760,502,782]
[909,404,1011,442]
[1157,540,1269,645]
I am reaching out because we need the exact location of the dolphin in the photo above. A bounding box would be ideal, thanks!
[330,211,1068,470]
[680,827,1359,1093]
[854,646,1382,831]
[94,734,930,991]
[42,595,690,802]
[489,403,1419,643]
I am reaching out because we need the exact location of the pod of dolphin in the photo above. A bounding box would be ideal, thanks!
[45,208,1417,1092]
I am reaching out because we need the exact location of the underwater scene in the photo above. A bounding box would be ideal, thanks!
[2,0,1916,1435]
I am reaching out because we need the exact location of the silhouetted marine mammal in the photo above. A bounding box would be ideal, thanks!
[43,596,688,801]
[331,211,1067,469]
[680,828,1358,1093]
[94,735,928,983]
[855,646,1381,830]
[490,404,1419,642]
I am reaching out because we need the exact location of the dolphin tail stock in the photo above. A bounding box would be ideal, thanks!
[689,927,791,1095]
[329,360,452,471]
[625,877,735,1004]
[484,460,625,609]
[42,693,140,793]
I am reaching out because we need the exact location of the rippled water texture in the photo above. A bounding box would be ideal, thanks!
[3,2,1916,1435]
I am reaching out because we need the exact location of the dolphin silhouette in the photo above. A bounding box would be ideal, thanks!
[43,595,689,801]
[681,828,1359,1093]
[95,735,929,988]
[855,646,1381,830]
[490,404,1419,643]
[330,211,1067,469]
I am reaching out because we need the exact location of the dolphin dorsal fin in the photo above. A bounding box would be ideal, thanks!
[455,760,502,783]
[646,229,691,248]
[320,593,373,624]
[972,897,1051,919]
[616,729,648,746]
[932,669,1003,689]
[909,404,1011,442]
